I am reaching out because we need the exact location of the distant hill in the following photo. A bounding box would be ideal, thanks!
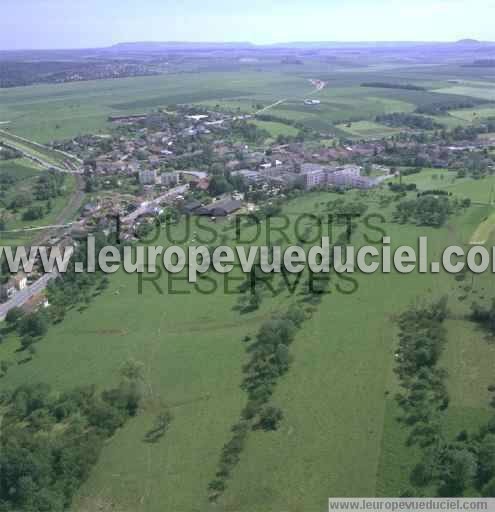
[455,38,481,45]
[108,41,255,52]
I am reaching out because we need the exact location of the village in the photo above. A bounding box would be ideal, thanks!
[2,104,495,319]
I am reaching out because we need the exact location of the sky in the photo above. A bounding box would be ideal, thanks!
[1,0,494,50]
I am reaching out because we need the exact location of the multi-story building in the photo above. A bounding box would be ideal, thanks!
[139,169,158,185]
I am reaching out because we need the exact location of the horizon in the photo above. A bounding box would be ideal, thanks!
[1,38,492,53]
[1,0,494,50]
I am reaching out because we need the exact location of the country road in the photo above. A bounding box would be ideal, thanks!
[0,272,57,321]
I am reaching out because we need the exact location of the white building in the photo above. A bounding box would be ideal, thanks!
[161,172,179,187]
[139,169,158,185]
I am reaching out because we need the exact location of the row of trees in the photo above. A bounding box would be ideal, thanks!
[208,304,305,501]
[395,298,495,497]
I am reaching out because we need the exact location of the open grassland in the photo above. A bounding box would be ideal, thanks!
[1,188,494,511]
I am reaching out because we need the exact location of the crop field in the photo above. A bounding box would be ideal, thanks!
[1,187,494,511]
[0,66,491,144]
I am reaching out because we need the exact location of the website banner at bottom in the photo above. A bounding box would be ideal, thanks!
[328,498,495,512]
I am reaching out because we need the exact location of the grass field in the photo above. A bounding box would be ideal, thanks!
[0,67,490,144]
[0,129,76,168]
[393,168,495,204]
[250,119,299,138]
[469,211,495,244]
[2,66,495,511]
[337,120,402,139]
[434,86,495,101]
[449,105,495,122]
[1,187,494,511]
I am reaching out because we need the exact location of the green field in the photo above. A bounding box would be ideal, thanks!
[0,129,78,168]
[434,85,495,101]
[337,120,402,139]
[2,64,495,511]
[449,105,495,122]
[1,188,494,511]
[0,157,78,245]
[0,67,491,144]
[251,119,299,138]
[393,168,495,204]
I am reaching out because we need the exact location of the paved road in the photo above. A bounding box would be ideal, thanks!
[0,272,57,321]
[122,184,189,224]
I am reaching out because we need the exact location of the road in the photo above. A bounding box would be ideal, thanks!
[253,99,288,115]
[0,272,57,321]
[122,184,189,224]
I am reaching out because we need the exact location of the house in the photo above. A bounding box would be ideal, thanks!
[182,200,202,215]
[0,278,16,302]
[0,272,27,302]
[82,202,101,217]
[14,272,27,291]
[197,199,242,217]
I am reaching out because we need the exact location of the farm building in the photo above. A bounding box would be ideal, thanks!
[197,199,242,217]
[181,200,202,215]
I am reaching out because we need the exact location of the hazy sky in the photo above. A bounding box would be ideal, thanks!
[1,0,494,49]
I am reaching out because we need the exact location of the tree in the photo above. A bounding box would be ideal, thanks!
[0,360,13,376]
[22,206,44,221]
[144,409,173,443]
[119,358,145,382]
[208,176,232,197]
[438,449,477,497]
[255,405,284,431]
[482,477,495,497]
[18,312,48,339]
[5,307,24,327]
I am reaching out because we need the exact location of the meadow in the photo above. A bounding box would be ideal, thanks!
[336,120,402,139]
[1,185,494,511]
